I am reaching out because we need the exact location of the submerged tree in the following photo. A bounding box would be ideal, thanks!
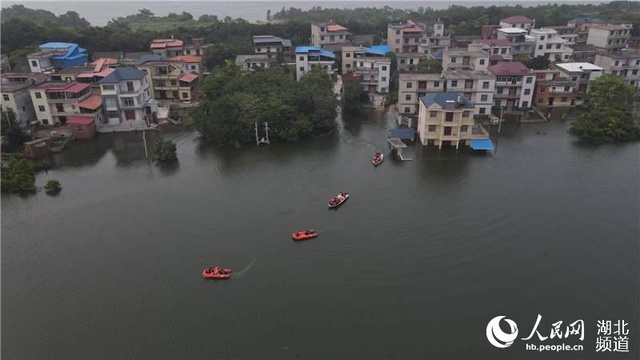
[0,158,37,194]
[152,137,178,163]
[569,74,640,144]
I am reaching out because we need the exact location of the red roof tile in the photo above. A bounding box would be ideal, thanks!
[74,95,102,110]
[327,24,348,32]
[68,116,95,125]
[179,73,199,83]
[45,82,90,93]
[170,55,202,63]
[489,61,530,75]
[403,25,424,33]
[150,39,184,49]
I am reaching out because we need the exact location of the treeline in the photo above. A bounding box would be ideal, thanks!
[272,1,640,36]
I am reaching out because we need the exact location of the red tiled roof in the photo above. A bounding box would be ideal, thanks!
[327,24,348,32]
[474,39,512,47]
[74,95,102,110]
[170,55,202,63]
[489,61,530,75]
[76,67,115,79]
[179,73,199,83]
[150,39,184,49]
[403,25,424,33]
[45,82,90,93]
[68,116,95,125]
[501,16,534,24]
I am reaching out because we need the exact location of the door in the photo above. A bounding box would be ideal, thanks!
[444,126,452,136]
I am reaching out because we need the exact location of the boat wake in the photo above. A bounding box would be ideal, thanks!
[233,261,255,277]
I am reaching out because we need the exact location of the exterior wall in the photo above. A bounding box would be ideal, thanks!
[311,24,350,47]
[418,101,477,148]
[396,54,427,72]
[398,73,444,114]
[28,57,53,73]
[499,21,534,31]
[71,121,96,139]
[296,54,334,80]
[594,53,640,92]
[587,27,632,53]
[354,57,391,93]
[493,75,535,109]
[1,90,37,126]
[444,75,495,115]
[534,81,579,111]
[442,50,490,71]
[342,46,363,74]
[29,89,53,125]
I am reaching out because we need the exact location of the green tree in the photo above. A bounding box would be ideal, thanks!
[417,58,443,74]
[152,137,178,163]
[0,158,37,194]
[44,179,62,195]
[570,74,640,144]
[527,56,551,70]
[1,108,32,153]
[342,79,369,113]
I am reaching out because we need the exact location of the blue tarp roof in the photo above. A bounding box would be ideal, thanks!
[470,139,495,151]
[366,45,391,56]
[295,46,336,59]
[389,128,416,140]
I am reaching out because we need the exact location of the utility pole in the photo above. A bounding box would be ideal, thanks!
[498,106,504,134]
[263,122,270,144]
[142,131,148,158]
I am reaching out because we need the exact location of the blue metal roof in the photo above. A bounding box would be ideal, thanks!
[420,92,475,109]
[40,42,76,49]
[366,45,391,56]
[389,128,416,140]
[295,46,321,54]
[318,49,336,59]
[135,54,169,65]
[470,139,495,151]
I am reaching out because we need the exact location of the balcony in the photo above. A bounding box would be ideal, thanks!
[470,125,490,139]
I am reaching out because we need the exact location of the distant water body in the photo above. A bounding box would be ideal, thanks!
[3,1,606,26]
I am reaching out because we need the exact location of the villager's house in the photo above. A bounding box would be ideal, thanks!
[170,55,203,74]
[150,39,184,58]
[398,72,445,115]
[0,72,48,127]
[532,70,580,119]
[295,46,336,80]
[587,23,633,54]
[496,28,535,57]
[548,25,577,45]
[394,52,428,73]
[252,35,292,61]
[417,92,491,149]
[28,81,97,126]
[311,23,352,47]
[351,45,392,93]
[442,48,490,72]
[499,16,535,32]
[554,62,603,97]
[50,59,116,85]
[183,38,211,56]
[235,54,273,71]
[489,62,536,110]
[568,17,606,45]
[27,42,88,73]
[530,28,573,62]
[388,20,449,55]
[594,49,640,92]
[469,39,513,64]
[135,55,200,103]
[68,116,96,139]
[98,67,158,129]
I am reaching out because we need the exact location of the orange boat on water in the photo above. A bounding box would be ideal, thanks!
[202,266,233,279]
[292,230,319,241]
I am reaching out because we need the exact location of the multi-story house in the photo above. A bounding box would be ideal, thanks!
[311,23,352,47]
[98,67,157,127]
[497,28,536,57]
[295,46,336,80]
[395,53,429,72]
[594,49,640,92]
[136,56,200,103]
[532,70,580,117]
[587,24,633,54]
[0,73,48,126]
[50,59,115,85]
[499,16,535,31]
[469,39,513,64]
[417,92,491,149]
[397,73,444,115]
[442,48,490,71]
[548,25,577,45]
[252,35,292,61]
[29,81,101,126]
[442,70,495,116]
[183,38,210,56]
[150,39,184,58]
[170,55,203,74]
[27,42,88,73]
[235,54,273,71]
[568,18,606,45]
[388,20,425,54]
[351,45,391,93]
[489,62,535,110]
[554,62,603,95]
[530,28,573,61]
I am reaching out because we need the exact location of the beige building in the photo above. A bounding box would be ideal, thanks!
[397,72,444,115]
[587,24,633,54]
[0,73,48,126]
[594,49,640,92]
[417,92,491,149]
[311,23,352,47]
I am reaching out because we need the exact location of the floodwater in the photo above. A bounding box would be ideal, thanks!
[2,111,638,359]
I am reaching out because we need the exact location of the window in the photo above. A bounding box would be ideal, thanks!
[540,36,545,40]
[612,70,618,75]
[182,92,189,99]
[429,111,437,118]
[299,67,305,71]
[35,92,42,99]
[2,94,9,101]
[451,57,457,63]
[461,125,468,132]
[77,126,84,132]
[381,66,387,71]
[540,87,546,93]
[479,108,486,114]
[497,88,503,94]
[103,84,115,91]
[406,82,413,89]
[56,104,64,112]
[346,64,351,68]
[396,30,400,35]
[38,105,45,112]
[404,107,411,113]
[538,98,543,103]
[546,44,552,50]
[482,81,489,89]
[405,95,411,101]
[126,82,134,92]
[524,89,531,95]
[633,70,638,76]
[434,81,440,87]
[522,101,529,108]
[125,110,136,120]
[381,77,387,82]
[480,59,485,65]
[299,56,304,61]
[172,91,179,98]
[320,36,325,41]
[122,98,135,107]
[42,119,49,125]
[400,59,406,64]
[538,45,543,50]
[481,94,488,102]
[556,44,561,49]
[571,76,578,82]
[346,53,351,58]
[428,125,437,132]
[451,80,458,87]
[107,111,119,118]
[462,111,470,118]
[526,77,533,84]
[381,87,386,92]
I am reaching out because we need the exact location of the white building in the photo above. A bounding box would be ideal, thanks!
[497,28,536,56]
[98,67,157,127]
[594,49,640,92]
[311,23,352,47]
[554,62,603,95]
[530,28,573,61]
[587,24,633,54]
[0,73,48,127]
[295,46,336,80]
[442,48,490,72]
[499,16,535,32]
[489,62,536,110]
[352,45,391,93]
